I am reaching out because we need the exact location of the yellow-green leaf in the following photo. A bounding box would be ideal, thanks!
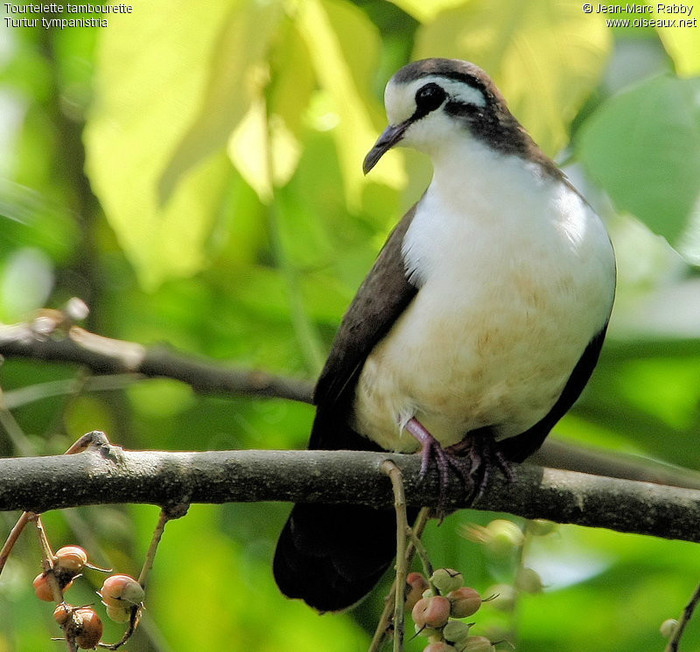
[84,0,238,289]
[228,98,301,202]
[659,25,700,77]
[158,0,284,204]
[227,20,313,202]
[388,0,467,22]
[414,0,612,155]
[296,0,405,209]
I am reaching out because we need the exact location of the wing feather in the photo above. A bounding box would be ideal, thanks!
[310,205,419,450]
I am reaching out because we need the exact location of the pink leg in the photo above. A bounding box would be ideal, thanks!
[404,418,513,509]
[403,417,446,478]
[404,417,475,511]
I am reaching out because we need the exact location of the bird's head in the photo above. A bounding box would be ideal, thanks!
[363,58,532,174]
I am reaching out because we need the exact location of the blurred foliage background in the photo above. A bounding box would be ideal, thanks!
[1,0,699,650]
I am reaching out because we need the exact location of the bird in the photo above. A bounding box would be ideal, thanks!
[273,58,616,613]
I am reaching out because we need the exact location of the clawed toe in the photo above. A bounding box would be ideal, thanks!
[404,418,513,511]
[446,430,514,503]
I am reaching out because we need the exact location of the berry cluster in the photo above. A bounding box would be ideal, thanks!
[32,544,144,649]
[408,568,495,652]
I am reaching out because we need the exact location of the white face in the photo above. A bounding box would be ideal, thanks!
[383,76,488,152]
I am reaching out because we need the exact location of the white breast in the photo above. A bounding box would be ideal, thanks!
[351,144,615,452]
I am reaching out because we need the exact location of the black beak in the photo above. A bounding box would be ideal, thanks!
[362,121,410,174]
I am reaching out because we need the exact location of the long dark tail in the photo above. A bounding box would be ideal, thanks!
[273,502,397,612]
[273,409,402,612]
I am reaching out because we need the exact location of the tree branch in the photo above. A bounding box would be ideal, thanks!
[2,319,700,492]
[0,322,313,403]
[530,439,700,490]
[0,439,698,543]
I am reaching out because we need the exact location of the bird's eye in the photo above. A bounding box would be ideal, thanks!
[415,83,446,113]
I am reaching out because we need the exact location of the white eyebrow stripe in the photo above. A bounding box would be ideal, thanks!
[384,74,489,126]
[417,75,487,108]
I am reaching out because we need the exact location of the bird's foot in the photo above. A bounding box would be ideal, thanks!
[404,419,514,513]
[445,429,514,504]
[403,418,477,514]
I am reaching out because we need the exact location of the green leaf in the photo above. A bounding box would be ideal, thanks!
[413,0,611,155]
[227,98,287,202]
[84,0,273,289]
[139,505,370,651]
[577,75,700,258]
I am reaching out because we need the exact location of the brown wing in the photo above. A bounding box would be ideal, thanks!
[275,209,421,609]
[309,204,419,450]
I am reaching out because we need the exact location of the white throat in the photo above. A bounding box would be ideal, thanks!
[402,139,572,287]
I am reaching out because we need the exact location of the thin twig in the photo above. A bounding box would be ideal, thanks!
[665,582,700,652]
[369,583,396,651]
[33,515,65,605]
[369,508,431,652]
[0,511,31,574]
[137,510,167,588]
[34,514,55,568]
[381,461,409,652]
[138,507,177,587]
[1,375,139,410]
[407,525,435,584]
[0,321,314,404]
[0,391,35,456]
[64,431,107,455]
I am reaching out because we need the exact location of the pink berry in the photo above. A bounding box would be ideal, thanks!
[33,572,73,601]
[33,573,54,602]
[99,574,144,607]
[55,546,88,573]
[73,607,103,649]
[424,642,457,652]
[448,586,482,618]
[405,572,430,612]
[412,595,451,629]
